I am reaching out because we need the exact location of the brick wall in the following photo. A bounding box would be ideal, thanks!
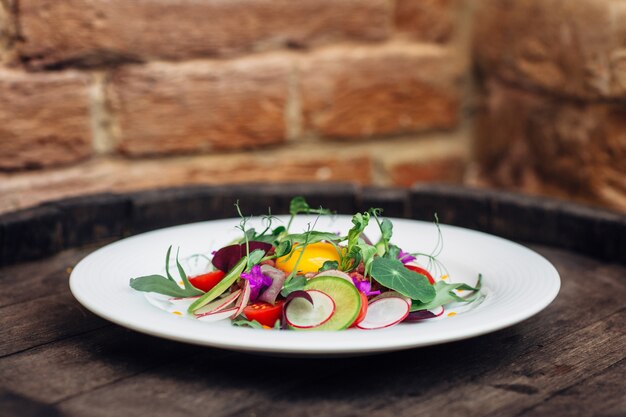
[0,0,472,213]
[1,0,624,214]
[472,0,626,212]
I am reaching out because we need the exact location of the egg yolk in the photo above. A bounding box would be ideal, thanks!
[276,242,342,275]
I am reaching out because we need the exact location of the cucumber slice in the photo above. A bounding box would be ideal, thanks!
[304,276,362,330]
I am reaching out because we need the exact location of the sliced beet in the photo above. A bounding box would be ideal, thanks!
[212,241,273,272]
[404,305,445,322]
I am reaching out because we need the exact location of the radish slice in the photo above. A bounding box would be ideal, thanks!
[285,290,336,329]
[168,296,201,310]
[194,290,242,317]
[195,307,238,322]
[356,296,410,330]
[369,291,411,307]
[429,305,445,317]
[314,270,353,283]
[233,280,251,318]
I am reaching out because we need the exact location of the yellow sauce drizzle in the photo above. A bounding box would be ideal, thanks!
[172,311,182,316]
[447,312,457,317]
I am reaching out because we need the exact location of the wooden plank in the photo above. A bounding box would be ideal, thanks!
[0,247,92,308]
[56,349,309,417]
[0,291,108,357]
[0,326,214,404]
[208,309,626,417]
[521,358,626,417]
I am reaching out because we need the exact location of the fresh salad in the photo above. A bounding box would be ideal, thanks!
[129,197,482,330]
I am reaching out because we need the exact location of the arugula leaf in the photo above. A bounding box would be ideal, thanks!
[410,274,483,311]
[280,275,307,297]
[164,245,175,282]
[232,319,265,329]
[129,274,202,298]
[370,257,436,302]
[176,248,203,296]
[318,260,339,272]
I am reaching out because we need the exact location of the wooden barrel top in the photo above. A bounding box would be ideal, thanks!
[0,184,624,417]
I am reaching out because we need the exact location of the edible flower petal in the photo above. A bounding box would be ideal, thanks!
[352,277,381,297]
[240,265,273,301]
[397,249,416,264]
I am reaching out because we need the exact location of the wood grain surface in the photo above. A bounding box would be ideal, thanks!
[1,243,624,417]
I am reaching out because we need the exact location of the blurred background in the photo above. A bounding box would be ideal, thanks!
[0,0,624,214]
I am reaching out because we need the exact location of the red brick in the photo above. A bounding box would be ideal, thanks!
[0,69,92,171]
[395,0,458,43]
[300,43,461,139]
[474,80,626,212]
[0,154,373,214]
[17,0,391,69]
[474,0,626,99]
[108,55,291,156]
[389,156,466,187]
[0,0,15,63]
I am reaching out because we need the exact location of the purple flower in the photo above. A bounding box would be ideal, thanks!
[352,277,381,297]
[397,249,416,265]
[240,265,273,301]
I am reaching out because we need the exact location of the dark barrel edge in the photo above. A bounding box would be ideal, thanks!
[0,183,624,267]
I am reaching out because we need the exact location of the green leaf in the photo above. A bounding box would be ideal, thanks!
[176,249,203,296]
[356,241,377,278]
[286,231,342,245]
[272,226,286,236]
[318,260,339,272]
[246,249,265,269]
[410,274,483,311]
[280,275,307,297]
[287,196,333,231]
[165,245,175,282]
[232,319,265,329]
[370,257,436,302]
[289,196,311,216]
[385,244,401,260]
[341,212,370,270]
[379,218,393,243]
[129,275,201,298]
[188,257,247,313]
[274,240,292,258]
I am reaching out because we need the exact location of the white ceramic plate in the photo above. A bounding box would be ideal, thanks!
[70,215,560,355]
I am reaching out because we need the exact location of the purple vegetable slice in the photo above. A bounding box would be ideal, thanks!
[404,305,445,322]
[258,265,286,305]
[212,241,273,272]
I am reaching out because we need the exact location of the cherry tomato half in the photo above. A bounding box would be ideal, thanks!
[350,292,369,327]
[189,270,226,292]
[243,300,285,327]
[405,265,435,285]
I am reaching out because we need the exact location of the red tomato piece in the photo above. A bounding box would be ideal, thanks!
[188,270,226,292]
[243,301,285,327]
[405,265,435,285]
[350,292,369,328]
